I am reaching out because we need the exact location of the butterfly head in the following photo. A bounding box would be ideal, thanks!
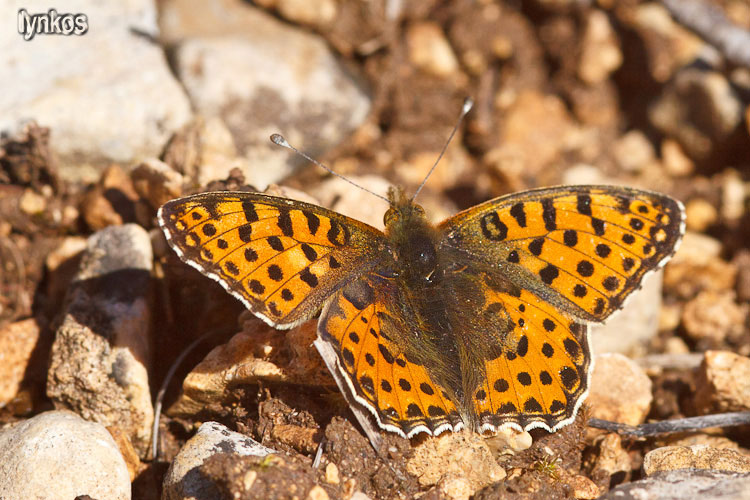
[383,186,427,228]
[383,187,439,282]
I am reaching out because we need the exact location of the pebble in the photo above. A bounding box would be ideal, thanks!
[591,434,632,487]
[694,350,750,414]
[733,250,750,302]
[650,68,743,160]
[47,224,154,456]
[80,165,138,230]
[568,473,601,499]
[130,159,184,211]
[601,469,750,500]
[0,411,130,500]
[407,21,460,77]
[168,320,333,417]
[578,9,623,84]
[307,485,331,500]
[643,445,750,475]
[685,198,718,232]
[18,188,47,215]
[682,291,748,345]
[44,236,88,306]
[628,3,705,83]
[587,353,653,425]
[612,130,655,173]
[0,318,41,407]
[325,462,340,485]
[162,421,276,500]
[720,169,746,222]
[663,232,737,298]
[406,431,506,500]
[661,139,694,176]
[488,90,579,186]
[484,427,533,455]
[255,0,337,28]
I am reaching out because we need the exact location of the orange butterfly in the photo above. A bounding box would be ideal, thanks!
[159,184,684,438]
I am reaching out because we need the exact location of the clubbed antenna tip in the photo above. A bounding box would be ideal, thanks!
[270,133,288,148]
[411,97,474,201]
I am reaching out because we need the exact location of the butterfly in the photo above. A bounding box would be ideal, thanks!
[158,184,684,439]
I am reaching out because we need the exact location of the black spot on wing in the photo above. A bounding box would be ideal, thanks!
[542,198,556,230]
[267,236,284,251]
[577,194,592,216]
[539,265,559,284]
[480,212,508,241]
[300,268,318,288]
[302,210,320,235]
[563,230,578,247]
[202,223,216,237]
[301,243,318,262]
[528,238,544,256]
[242,201,259,223]
[510,203,527,227]
[591,218,606,236]
[238,224,252,243]
[268,265,283,281]
[277,208,293,237]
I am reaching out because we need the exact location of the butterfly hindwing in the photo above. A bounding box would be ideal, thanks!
[158,192,389,327]
[318,274,463,437]
[439,185,685,323]
[471,282,590,433]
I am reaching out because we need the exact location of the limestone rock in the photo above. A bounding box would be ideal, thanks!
[0,0,191,183]
[643,445,750,475]
[0,411,130,500]
[47,224,154,456]
[162,421,276,500]
[588,353,653,425]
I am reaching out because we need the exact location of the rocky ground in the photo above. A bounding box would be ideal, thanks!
[1,0,750,499]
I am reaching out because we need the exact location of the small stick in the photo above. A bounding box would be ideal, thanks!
[589,412,750,437]
[151,328,225,461]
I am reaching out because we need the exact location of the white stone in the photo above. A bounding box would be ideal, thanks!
[0,411,130,500]
[0,0,192,183]
[163,421,276,500]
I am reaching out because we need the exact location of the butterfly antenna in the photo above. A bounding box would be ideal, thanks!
[411,97,474,202]
[270,134,390,203]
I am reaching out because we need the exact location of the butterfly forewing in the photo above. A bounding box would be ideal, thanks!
[439,185,685,323]
[158,192,390,327]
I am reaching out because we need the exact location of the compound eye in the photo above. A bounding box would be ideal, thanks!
[383,207,397,227]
